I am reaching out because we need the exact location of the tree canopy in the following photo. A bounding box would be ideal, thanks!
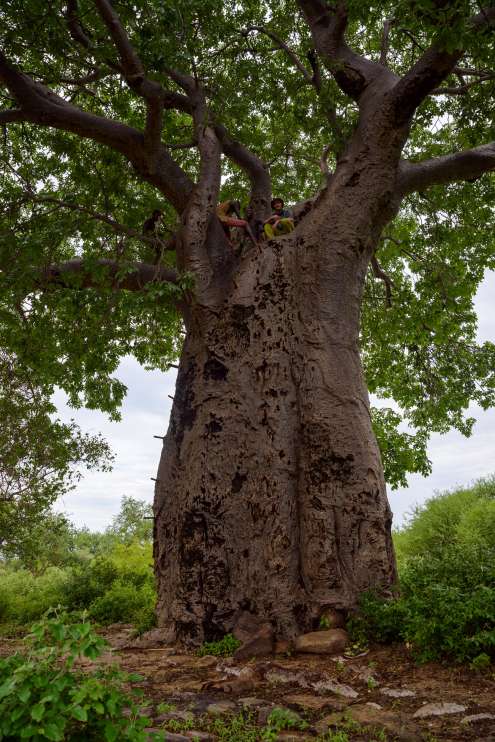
[0,0,494,495]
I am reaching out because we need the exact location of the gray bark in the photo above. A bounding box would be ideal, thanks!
[153,133,402,644]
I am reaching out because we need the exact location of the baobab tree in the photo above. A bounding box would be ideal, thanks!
[1,0,494,645]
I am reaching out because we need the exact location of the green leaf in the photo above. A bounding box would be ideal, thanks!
[30,703,45,722]
[71,705,88,722]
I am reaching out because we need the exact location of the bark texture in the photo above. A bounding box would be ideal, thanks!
[154,233,395,644]
[154,125,402,643]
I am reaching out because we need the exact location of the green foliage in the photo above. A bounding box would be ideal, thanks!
[262,707,309,740]
[348,478,495,663]
[394,476,495,563]
[0,498,156,629]
[207,713,259,742]
[0,0,494,491]
[0,567,71,625]
[105,496,153,544]
[197,633,241,657]
[0,546,157,629]
[0,610,156,741]
[0,353,112,563]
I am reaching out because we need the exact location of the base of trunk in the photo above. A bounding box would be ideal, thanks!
[153,240,396,647]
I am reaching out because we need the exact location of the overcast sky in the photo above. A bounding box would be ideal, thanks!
[54,270,495,532]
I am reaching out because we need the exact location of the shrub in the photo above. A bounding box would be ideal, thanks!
[0,566,69,624]
[89,581,155,626]
[0,610,160,741]
[349,479,495,664]
[197,633,241,657]
[0,539,156,629]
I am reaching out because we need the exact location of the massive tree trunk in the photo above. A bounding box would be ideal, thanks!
[153,173,398,645]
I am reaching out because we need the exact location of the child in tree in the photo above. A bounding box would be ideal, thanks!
[263,198,294,238]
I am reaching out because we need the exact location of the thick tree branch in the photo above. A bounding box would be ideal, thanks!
[431,72,495,95]
[297,0,388,102]
[65,0,93,50]
[0,49,193,211]
[0,108,26,124]
[399,142,495,194]
[10,194,175,250]
[392,7,495,124]
[41,259,178,292]
[380,19,396,67]
[93,0,167,165]
[214,123,271,219]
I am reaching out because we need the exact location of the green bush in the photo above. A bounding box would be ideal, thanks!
[197,633,241,657]
[0,540,156,629]
[0,610,161,741]
[349,478,495,664]
[394,476,495,565]
[0,567,69,625]
[89,581,155,626]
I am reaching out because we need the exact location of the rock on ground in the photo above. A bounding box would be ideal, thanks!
[294,628,348,655]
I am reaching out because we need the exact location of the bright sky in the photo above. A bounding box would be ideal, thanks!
[54,271,495,532]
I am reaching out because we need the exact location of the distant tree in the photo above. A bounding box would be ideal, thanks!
[0,1,494,645]
[105,495,153,544]
[0,351,112,559]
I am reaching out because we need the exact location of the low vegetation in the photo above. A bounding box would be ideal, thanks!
[0,610,157,741]
[348,477,495,664]
[0,497,156,634]
[1,480,494,672]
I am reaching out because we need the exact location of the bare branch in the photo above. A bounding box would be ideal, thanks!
[371,254,393,308]
[41,258,178,292]
[431,72,495,95]
[399,142,495,194]
[244,25,313,83]
[392,7,495,124]
[380,19,396,67]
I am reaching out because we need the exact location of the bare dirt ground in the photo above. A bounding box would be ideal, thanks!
[2,625,494,741]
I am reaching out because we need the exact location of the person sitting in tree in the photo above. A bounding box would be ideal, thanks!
[216,199,257,248]
[263,197,294,239]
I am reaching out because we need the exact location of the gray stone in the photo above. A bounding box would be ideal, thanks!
[461,713,495,724]
[380,687,416,698]
[413,702,466,718]
[239,697,272,708]
[284,693,341,711]
[266,668,310,687]
[184,733,214,741]
[206,700,237,717]
[295,628,348,655]
[234,623,274,660]
[312,679,359,699]
[316,705,420,741]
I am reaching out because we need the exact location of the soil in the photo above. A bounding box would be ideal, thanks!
[2,625,494,741]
